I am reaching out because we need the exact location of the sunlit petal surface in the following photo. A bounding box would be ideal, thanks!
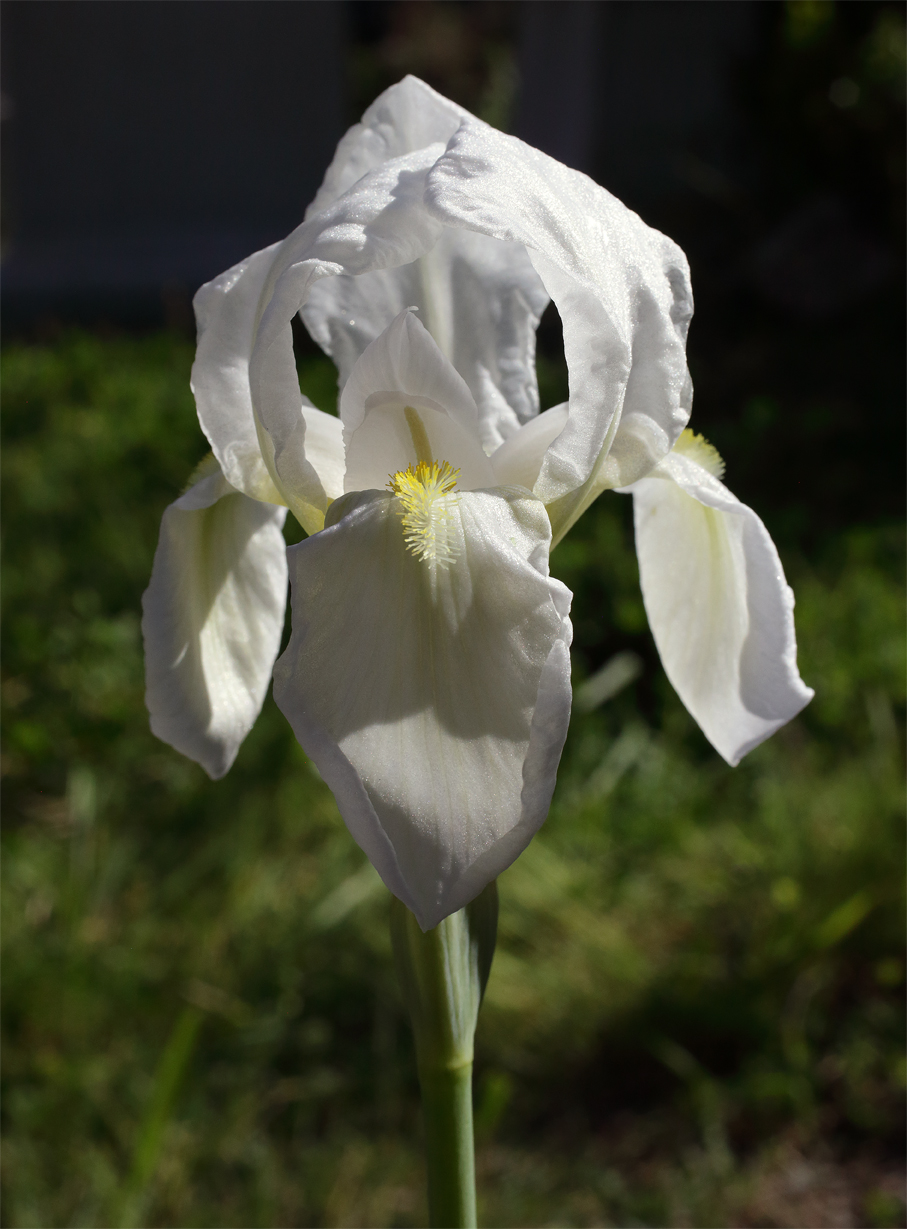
[273,487,572,929]
[491,403,569,491]
[305,230,549,454]
[339,310,480,441]
[306,73,469,216]
[250,145,447,530]
[424,116,694,536]
[304,75,549,449]
[630,445,814,765]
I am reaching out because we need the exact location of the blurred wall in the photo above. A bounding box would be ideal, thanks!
[2,0,900,393]
[516,0,758,190]
[1,1,346,328]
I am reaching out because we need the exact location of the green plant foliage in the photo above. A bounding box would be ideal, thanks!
[2,333,904,1228]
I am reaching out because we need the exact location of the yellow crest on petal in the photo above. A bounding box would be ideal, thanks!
[388,460,460,564]
[674,428,725,479]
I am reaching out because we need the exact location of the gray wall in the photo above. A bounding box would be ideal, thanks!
[1,0,762,328]
[2,1,346,325]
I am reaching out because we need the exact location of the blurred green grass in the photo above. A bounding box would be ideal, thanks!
[2,332,904,1228]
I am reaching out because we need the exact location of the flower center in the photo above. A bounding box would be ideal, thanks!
[388,460,461,564]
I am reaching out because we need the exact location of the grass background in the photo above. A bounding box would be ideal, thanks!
[1,332,903,1228]
[2,3,905,1225]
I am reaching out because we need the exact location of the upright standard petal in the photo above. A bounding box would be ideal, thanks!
[340,311,496,493]
[300,404,345,502]
[490,403,569,491]
[248,145,448,528]
[272,487,573,931]
[306,74,468,217]
[192,243,286,505]
[303,229,549,454]
[628,436,813,765]
[142,463,289,780]
[193,244,346,526]
[425,119,694,537]
[339,309,480,440]
[303,78,549,452]
[302,76,543,452]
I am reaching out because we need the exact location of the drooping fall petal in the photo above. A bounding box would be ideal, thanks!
[142,464,289,779]
[628,446,814,765]
[272,487,573,930]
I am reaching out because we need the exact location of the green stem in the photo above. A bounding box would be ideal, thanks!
[419,1060,476,1228]
[391,883,498,1229]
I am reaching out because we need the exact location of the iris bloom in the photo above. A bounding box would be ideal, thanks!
[142,77,812,929]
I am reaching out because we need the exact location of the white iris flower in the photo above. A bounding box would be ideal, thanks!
[142,78,812,929]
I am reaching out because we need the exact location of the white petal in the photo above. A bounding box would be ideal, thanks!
[629,454,814,765]
[304,79,548,449]
[192,246,343,527]
[272,487,573,930]
[412,231,549,448]
[340,311,496,492]
[248,145,447,529]
[301,404,345,502]
[246,321,339,536]
[424,120,693,535]
[344,402,496,494]
[491,403,569,490]
[142,466,289,779]
[339,310,479,440]
[303,229,549,454]
[306,75,468,217]
[192,243,286,505]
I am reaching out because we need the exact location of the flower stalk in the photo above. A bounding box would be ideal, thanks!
[390,881,498,1228]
